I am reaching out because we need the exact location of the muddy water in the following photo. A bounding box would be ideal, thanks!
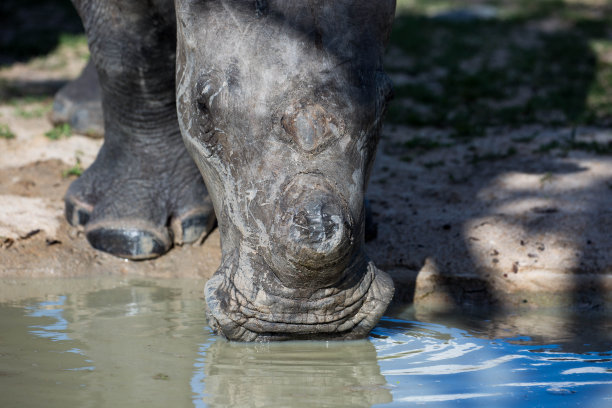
[0,278,610,407]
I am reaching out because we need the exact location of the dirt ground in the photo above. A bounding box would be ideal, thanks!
[0,147,223,281]
[1,1,611,316]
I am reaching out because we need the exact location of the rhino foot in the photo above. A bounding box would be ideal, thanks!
[65,146,215,260]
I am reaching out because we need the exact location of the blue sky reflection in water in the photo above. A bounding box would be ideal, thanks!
[0,279,610,407]
[370,318,612,407]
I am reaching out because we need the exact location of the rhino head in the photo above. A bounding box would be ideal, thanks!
[176,0,396,341]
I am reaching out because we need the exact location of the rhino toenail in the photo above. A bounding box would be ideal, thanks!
[65,200,91,227]
[86,228,170,260]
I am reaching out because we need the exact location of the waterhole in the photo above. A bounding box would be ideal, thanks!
[0,278,610,407]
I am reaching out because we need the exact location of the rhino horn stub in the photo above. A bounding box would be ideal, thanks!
[281,103,340,153]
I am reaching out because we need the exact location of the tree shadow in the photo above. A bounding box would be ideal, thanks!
[370,1,612,350]
[0,0,84,100]
[0,0,83,66]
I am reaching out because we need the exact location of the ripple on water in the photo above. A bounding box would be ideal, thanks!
[369,316,612,407]
[0,279,610,408]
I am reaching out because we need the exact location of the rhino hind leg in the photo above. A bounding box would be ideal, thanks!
[65,0,214,260]
[51,59,104,138]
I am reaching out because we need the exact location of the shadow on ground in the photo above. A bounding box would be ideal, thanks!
[370,1,611,347]
[0,0,84,99]
[0,0,82,66]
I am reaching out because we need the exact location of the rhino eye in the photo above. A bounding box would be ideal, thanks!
[197,98,209,115]
[195,76,219,110]
[194,85,218,146]
[196,83,212,113]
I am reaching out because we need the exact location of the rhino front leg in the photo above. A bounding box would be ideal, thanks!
[65,0,215,259]
[176,0,396,340]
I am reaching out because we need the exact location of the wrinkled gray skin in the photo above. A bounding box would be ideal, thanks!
[66,0,395,341]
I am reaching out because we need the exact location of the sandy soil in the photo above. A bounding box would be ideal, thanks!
[0,146,222,281]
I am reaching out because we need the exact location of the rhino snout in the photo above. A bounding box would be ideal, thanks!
[268,174,356,288]
[285,192,351,268]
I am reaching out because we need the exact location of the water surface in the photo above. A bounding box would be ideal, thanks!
[0,278,610,407]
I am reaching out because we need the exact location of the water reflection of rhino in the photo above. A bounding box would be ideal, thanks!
[3,280,391,407]
[76,283,392,406]
[76,282,391,406]
[200,340,392,408]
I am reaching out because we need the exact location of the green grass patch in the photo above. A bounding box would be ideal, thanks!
[8,95,51,105]
[386,1,612,133]
[62,157,83,178]
[387,15,595,129]
[0,124,15,139]
[396,0,455,15]
[45,123,71,140]
[14,105,50,119]
[12,99,52,119]
[58,33,89,60]
[58,33,88,48]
